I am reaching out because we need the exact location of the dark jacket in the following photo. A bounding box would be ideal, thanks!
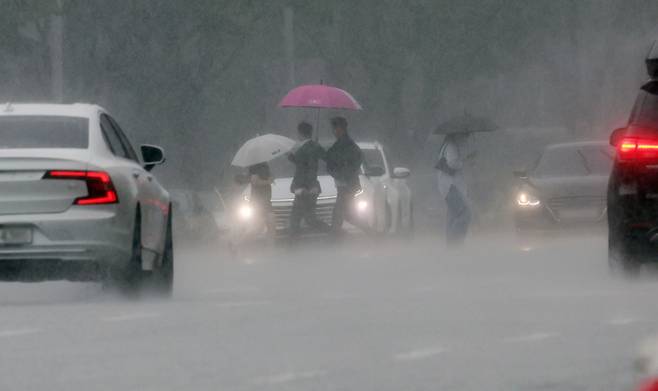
[288,139,325,193]
[326,134,363,191]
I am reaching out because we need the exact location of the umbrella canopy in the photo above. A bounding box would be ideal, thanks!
[231,134,296,168]
[434,112,497,134]
[279,84,362,110]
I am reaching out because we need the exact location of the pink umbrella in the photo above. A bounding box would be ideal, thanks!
[279,84,362,110]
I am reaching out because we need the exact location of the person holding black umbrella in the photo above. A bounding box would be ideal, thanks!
[436,132,472,246]
[434,112,494,247]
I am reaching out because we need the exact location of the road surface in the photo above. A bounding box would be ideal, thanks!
[0,232,655,390]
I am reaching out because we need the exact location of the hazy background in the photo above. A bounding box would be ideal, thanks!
[1,0,657,227]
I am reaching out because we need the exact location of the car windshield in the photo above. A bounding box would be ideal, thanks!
[362,148,386,170]
[630,88,658,130]
[533,144,613,177]
[0,116,88,149]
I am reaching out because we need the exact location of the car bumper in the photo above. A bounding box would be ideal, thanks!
[0,206,132,281]
[514,205,607,230]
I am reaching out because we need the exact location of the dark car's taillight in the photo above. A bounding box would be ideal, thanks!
[618,137,658,161]
[43,170,118,205]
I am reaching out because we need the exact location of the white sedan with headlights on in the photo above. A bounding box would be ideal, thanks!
[231,141,413,238]
[0,103,173,294]
[513,141,613,233]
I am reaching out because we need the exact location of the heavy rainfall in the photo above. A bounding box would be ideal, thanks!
[2,1,658,390]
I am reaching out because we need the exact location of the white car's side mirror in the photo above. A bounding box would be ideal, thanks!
[141,144,166,171]
[392,167,411,179]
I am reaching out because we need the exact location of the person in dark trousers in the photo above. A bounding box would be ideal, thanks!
[325,116,371,235]
[288,122,330,238]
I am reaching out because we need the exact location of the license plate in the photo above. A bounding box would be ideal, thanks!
[0,227,32,245]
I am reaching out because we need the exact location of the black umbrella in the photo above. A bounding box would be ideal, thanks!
[434,112,497,134]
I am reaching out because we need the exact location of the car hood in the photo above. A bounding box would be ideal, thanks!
[527,175,609,198]
[268,175,338,201]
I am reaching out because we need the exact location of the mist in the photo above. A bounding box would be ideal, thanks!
[2,2,658,390]
[2,1,656,196]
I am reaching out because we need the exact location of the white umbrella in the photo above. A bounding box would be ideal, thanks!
[231,134,296,167]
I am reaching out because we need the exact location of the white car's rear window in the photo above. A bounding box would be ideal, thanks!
[0,116,88,149]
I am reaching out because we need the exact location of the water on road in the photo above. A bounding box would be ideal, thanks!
[0,233,655,390]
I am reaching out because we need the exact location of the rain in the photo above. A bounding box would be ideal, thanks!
[1,1,658,390]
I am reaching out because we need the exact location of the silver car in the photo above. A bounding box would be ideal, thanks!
[0,103,172,294]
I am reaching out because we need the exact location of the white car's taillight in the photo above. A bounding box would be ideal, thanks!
[43,170,118,205]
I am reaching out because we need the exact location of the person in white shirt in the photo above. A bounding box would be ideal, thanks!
[435,132,472,246]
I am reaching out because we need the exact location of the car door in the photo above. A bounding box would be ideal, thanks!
[106,115,168,258]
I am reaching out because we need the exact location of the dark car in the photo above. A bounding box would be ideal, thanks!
[514,141,614,233]
[607,53,658,274]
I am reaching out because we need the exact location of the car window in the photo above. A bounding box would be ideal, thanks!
[100,114,129,158]
[577,145,614,175]
[108,116,139,163]
[0,116,88,149]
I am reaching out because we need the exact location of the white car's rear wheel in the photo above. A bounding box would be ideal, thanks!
[153,211,174,296]
[114,210,149,295]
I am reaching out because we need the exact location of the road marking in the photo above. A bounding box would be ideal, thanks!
[606,317,639,326]
[0,328,41,338]
[102,312,161,322]
[215,300,270,308]
[503,332,559,343]
[394,347,447,361]
[251,370,327,385]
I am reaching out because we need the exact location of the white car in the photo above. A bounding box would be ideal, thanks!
[0,103,172,294]
[233,141,413,236]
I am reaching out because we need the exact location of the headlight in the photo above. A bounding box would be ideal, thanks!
[237,204,254,220]
[517,192,540,207]
[354,189,368,213]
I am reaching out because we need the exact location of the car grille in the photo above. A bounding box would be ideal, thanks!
[271,197,336,230]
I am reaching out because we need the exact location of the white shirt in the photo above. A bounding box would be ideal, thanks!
[436,137,468,198]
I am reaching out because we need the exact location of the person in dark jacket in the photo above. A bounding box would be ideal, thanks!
[325,116,371,235]
[288,122,330,237]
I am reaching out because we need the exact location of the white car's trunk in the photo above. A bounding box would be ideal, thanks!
[0,151,89,215]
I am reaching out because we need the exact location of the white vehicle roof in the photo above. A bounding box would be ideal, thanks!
[0,103,103,119]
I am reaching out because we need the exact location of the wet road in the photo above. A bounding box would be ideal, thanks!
[0,233,655,390]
